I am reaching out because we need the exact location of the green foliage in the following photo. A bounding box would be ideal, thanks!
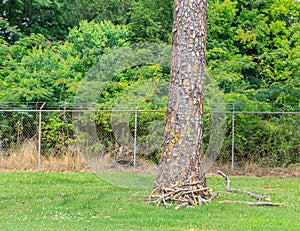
[135,112,165,163]
[0,17,23,43]
[68,20,128,58]
[207,0,238,50]
[42,114,75,155]
[1,0,66,41]
[59,0,132,26]
[217,112,300,167]
[129,0,173,43]
[205,0,300,111]
[0,37,82,102]
[93,64,169,160]
[0,20,129,103]
[67,20,128,72]
[0,111,35,149]
[109,65,169,109]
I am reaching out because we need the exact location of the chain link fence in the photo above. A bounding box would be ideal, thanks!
[0,107,299,171]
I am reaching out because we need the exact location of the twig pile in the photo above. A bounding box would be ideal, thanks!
[147,175,217,210]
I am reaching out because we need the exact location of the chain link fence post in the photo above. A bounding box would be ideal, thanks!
[0,139,2,168]
[38,103,45,170]
[231,104,235,171]
[133,107,138,168]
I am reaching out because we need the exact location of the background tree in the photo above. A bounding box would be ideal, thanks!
[0,0,132,42]
[1,0,65,41]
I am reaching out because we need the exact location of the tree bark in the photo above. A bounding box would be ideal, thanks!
[156,0,208,187]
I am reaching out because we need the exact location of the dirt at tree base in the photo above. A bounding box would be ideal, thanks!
[207,164,300,178]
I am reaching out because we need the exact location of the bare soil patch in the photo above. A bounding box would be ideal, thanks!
[208,164,300,177]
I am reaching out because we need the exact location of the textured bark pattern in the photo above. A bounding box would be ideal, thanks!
[156,0,207,187]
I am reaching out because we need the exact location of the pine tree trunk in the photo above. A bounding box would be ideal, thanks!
[156,0,207,187]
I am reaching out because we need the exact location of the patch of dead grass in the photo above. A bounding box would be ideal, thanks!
[0,140,89,172]
[1,141,298,177]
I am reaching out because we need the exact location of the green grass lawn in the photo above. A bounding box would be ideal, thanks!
[0,172,299,231]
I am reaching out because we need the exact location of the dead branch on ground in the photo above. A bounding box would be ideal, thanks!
[217,170,284,206]
[217,170,231,190]
[219,200,284,206]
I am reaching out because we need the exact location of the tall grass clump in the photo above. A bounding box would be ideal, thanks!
[0,140,88,171]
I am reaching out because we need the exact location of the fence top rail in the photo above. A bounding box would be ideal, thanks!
[215,111,300,115]
[0,109,299,114]
[0,109,166,113]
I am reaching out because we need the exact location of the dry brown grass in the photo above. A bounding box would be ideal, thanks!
[1,141,298,177]
[0,141,157,173]
[0,140,89,172]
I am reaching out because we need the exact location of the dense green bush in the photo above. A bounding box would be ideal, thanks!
[0,111,36,150]
[41,114,75,156]
[217,113,300,167]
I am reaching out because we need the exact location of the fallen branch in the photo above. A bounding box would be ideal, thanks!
[219,200,284,206]
[217,170,231,190]
[217,170,269,201]
[217,170,284,206]
[228,188,271,201]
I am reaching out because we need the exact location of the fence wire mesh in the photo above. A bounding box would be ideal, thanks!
[0,108,299,173]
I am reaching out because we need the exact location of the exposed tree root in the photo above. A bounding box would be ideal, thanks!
[217,170,285,206]
[147,175,217,210]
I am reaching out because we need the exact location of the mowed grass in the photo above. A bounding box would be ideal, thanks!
[0,172,299,231]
